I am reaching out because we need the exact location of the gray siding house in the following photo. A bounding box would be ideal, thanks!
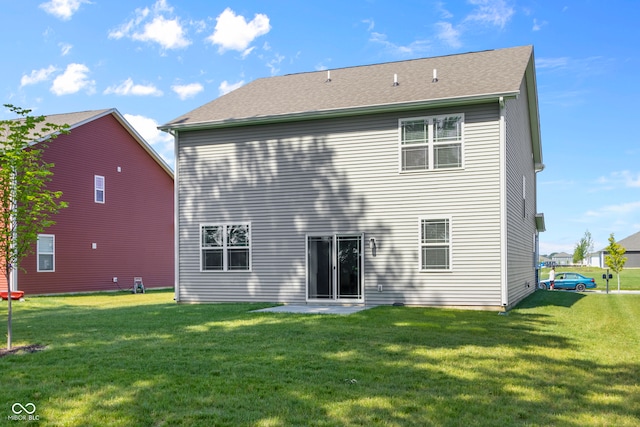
[161,45,545,310]
[594,231,640,268]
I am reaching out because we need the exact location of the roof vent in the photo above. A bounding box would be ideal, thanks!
[326,70,331,83]
[393,73,399,86]
[432,69,438,83]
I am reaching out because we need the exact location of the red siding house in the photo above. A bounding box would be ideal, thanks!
[1,109,174,295]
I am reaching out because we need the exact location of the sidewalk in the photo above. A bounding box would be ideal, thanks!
[588,290,640,294]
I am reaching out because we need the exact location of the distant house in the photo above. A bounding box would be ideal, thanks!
[160,45,545,310]
[552,252,573,266]
[1,109,174,295]
[594,231,640,268]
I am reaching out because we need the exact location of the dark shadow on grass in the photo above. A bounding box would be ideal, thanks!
[515,289,586,309]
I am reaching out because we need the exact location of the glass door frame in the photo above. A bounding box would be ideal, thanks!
[306,233,364,303]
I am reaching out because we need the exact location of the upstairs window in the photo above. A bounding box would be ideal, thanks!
[201,224,251,271]
[400,114,463,171]
[37,234,55,272]
[95,175,105,203]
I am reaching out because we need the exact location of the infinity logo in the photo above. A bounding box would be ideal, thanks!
[12,403,36,415]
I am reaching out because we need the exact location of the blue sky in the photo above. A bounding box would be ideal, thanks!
[2,0,639,256]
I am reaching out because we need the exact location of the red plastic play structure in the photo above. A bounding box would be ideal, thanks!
[0,291,24,300]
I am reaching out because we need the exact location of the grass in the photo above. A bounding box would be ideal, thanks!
[1,289,639,426]
[539,266,640,290]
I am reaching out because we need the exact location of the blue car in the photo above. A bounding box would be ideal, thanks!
[539,272,597,291]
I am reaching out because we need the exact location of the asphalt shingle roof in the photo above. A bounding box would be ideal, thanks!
[162,45,534,129]
[617,231,640,250]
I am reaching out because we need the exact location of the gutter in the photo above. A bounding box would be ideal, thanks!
[159,91,521,132]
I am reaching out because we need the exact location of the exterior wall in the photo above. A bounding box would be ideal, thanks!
[504,78,539,308]
[17,114,174,294]
[599,251,640,269]
[176,103,506,307]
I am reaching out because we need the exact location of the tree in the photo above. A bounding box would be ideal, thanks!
[604,233,627,292]
[573,230,594,266]
[0,105,68,349]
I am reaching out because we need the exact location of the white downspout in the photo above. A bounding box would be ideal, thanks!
[172,130,180,302]
[499,97,508,308]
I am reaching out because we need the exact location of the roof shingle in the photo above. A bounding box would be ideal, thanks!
[162,45,534,129]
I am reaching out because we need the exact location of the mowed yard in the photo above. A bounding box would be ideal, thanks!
[539,266,640,290]
[1,289,639,426]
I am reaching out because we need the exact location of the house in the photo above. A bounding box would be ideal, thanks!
[160,45,545,310]
[1,109,174,295]
[551,252,573,266]
[594,231,640,268]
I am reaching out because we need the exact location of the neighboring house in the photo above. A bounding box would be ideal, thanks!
[594,231,640,268]
[160,45,545,310]
[1,109,174,295]
[551,252,573,266]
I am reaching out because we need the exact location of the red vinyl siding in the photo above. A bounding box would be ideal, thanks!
[17,114,174,294]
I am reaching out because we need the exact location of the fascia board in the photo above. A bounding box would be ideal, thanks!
[159,91,520,132]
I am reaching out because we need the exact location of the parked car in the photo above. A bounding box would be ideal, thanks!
[539,272,597,291]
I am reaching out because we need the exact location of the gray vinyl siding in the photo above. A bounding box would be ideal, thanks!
[176,103,504,307]
[504,78,538,308]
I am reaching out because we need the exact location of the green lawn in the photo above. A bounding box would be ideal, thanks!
[1,290,639,426]
[539,266,640,290]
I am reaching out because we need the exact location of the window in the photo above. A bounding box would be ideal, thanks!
[420,218,451,270]
[201,224,251,271]
[37,234,55,272]
[95,175,105,203]
[400,114,463,171]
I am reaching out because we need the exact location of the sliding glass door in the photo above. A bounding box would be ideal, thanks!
[307,234,362,301]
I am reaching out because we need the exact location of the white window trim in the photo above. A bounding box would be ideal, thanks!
[95,175,105,204]
[418,216,452,272]
[399,113,465,173]
[199,223,252,272]
[37,234,55,272]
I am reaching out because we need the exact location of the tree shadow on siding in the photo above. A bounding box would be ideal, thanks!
[180,130,400,302]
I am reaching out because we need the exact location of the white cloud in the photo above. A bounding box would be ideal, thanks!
[108,7,150,40]
[532,18,547,31]
[172,83,204,100]
[435,22,462,48]
[218,80,244,96]
[599,170,640,188]
[59,42,73,56]
[536,57,570,69]
[124,114,174,168]
[369,32,430,56]
[50,63,95,95]
[20,66,58,87]
[436,2,454,19]
[104,78,163,96]
[266,54,284,76]
[207,8,271,54]
[585,201,640,218]
[362,19,375,32]
[109,0,190,50]
[465,0,514,29]
[39,0,90,21]
[132,15,191,49]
